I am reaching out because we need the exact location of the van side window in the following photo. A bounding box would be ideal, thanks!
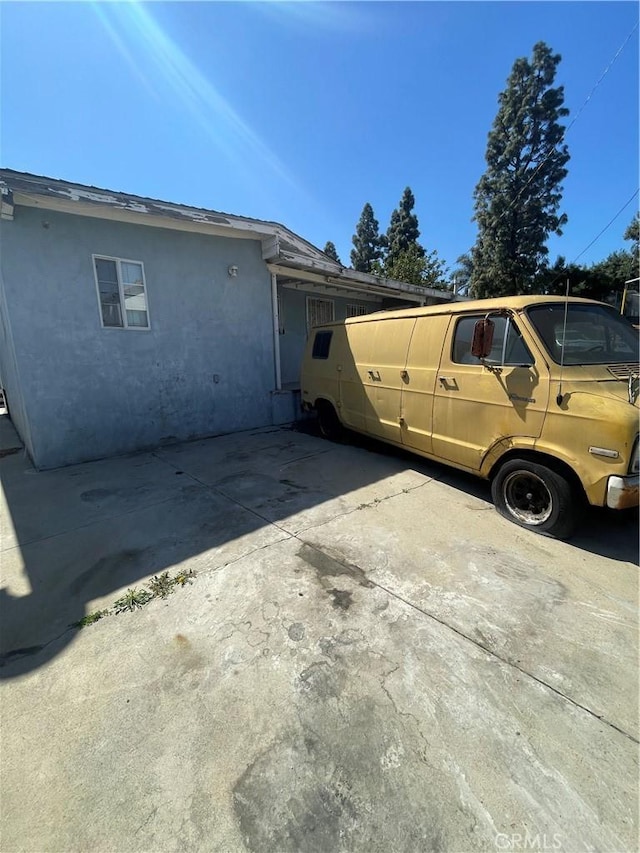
[312,330,333,359]
[453,316,533,366]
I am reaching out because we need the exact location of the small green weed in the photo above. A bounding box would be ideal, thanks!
[113,587,153,613]
[173,568,196,587]
[71,569,198,630]
[147,571,175,599]
[72,608,110,629]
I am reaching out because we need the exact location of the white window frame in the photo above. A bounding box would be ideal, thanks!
[346,303,369,318]
[306,297,335,333]
[92,254,151,330]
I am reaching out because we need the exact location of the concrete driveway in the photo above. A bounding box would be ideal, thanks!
[0,416,638,853]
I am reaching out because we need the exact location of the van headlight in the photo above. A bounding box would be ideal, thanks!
[630,437,639,474]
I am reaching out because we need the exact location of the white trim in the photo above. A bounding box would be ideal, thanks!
[13,191,330,262]
[92,254,150,331]
[20,194,268,242]
[271,272,282,391]
[268,263,427,303]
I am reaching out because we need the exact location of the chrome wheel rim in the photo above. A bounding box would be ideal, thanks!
[503,470,553,525]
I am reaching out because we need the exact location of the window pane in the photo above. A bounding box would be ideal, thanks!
[308,298,334,329]
[346,304,369,317]
[123,284,147,313]
[120,262,144,286]
[453,316,532,365]
[126,309,149,328]
[98,279,122,327]
[95,258,118,284]
[452,317,494,364]
[312,330,332,359]
[504,322,533,365]
[101,301,123,327]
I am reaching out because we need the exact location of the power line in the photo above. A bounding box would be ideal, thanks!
[541,188,639,294]
[571,188,639,265]
[493,21,639,223]
[564,20,639,139]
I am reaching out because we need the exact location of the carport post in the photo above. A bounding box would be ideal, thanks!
[271,272,282,390]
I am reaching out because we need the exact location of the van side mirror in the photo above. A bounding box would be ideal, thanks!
[471,318,495,359]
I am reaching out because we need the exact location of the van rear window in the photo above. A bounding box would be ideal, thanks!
[312,330,333,359]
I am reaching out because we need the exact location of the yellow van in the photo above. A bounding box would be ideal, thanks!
[301,296,639,538]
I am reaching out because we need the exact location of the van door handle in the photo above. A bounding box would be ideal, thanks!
[438,376,458,389]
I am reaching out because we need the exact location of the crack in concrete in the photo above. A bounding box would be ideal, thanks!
[153,450,637,748]
[0,625,74,668]
[292,480,432,536]
[11,445,630,748]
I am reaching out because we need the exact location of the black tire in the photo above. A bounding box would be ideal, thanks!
[491,459,579,539]
[316,401,344,442]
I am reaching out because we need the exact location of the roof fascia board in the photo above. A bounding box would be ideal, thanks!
[274,251,452,302]
[13,192,273,242]
[13,190,335,266]
[268,263,425,303]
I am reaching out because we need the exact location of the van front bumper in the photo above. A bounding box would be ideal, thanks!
[606,474,640,509]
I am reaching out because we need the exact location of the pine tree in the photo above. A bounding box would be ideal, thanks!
[385,187,424,269]
[323,241,341,264]
[471,42,570,298]
[350,203,385,272]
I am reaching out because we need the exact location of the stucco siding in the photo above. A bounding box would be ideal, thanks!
[2,207,275,468]
[0,224,33,458]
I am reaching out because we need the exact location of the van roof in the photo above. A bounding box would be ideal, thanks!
[331,295,606,326]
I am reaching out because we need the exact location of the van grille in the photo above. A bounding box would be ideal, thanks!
[607,363,640,380]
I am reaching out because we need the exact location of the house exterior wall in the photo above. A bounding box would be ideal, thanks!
[278,287,380,386]
[0,206,275,468]
[0,257,33,458]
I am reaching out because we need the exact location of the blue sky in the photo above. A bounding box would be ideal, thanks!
[1,1,638,274]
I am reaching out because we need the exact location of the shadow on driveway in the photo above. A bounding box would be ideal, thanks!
[1,417,637,680]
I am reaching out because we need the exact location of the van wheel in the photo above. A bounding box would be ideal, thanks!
[491,459,578,539]
[316,402,344,442]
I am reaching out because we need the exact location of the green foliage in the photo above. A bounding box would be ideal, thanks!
[451,252,474,296]
[385,187,424,269]
[113,587,153,613]
[350,203,385,273]
[147,571,175,599]
[173,568,196,587]
[623,213,639,276]
[471,42,570,298]
[323,241,341,264]
[72,609,110,629]
[536,239,635,304]
[385,243,449,289]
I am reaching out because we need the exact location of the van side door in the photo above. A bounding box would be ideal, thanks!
[399,314,450,455]
[432,313,549,470]
[363,317,416,444]
[337,321,373,432]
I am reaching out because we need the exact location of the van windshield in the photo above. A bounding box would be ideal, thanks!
[527,303,639,365]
